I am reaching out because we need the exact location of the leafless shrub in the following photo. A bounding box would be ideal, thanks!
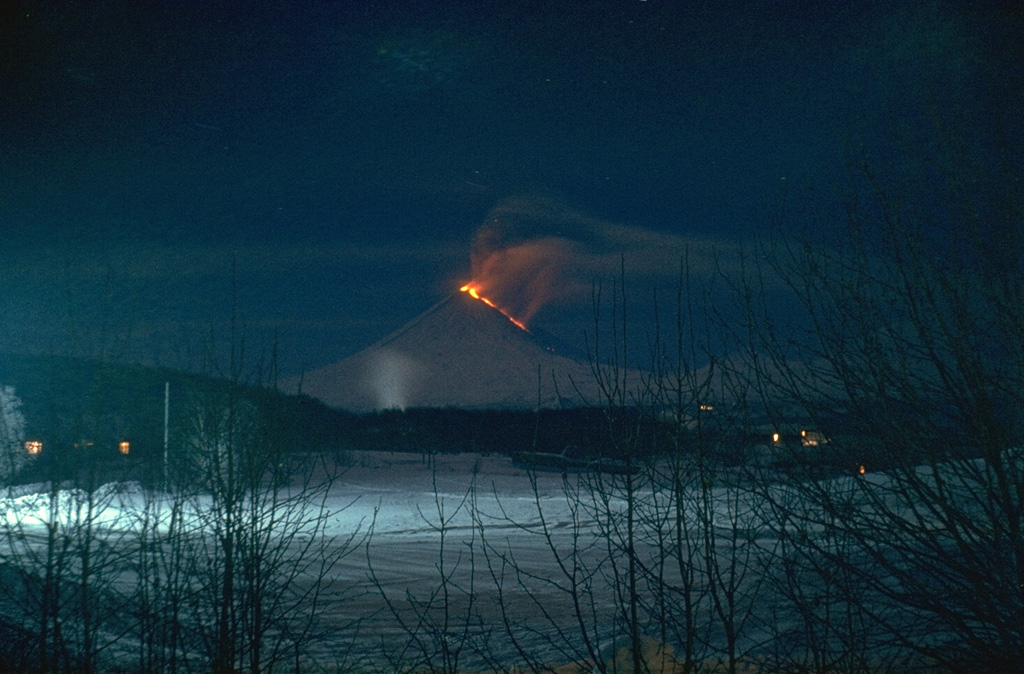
[734,145,1024,672]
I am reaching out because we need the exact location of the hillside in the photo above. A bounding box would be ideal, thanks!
[283,292,614,411]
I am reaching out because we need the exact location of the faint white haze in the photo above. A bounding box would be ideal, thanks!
[365,349,422,410]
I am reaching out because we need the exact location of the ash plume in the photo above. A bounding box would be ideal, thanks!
[469,231,575,326]
[467,196,731,327]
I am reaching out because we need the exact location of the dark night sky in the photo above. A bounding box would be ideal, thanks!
[1,0,1020,381]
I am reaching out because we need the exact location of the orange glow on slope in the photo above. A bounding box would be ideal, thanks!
[460,284,530,332]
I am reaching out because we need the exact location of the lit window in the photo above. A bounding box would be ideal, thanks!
[119,441,130,455]
[772,432,780,443]
[801,430,825,447]
[25,440,42,455]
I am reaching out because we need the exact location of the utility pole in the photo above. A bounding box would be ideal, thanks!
[163,381,169,489]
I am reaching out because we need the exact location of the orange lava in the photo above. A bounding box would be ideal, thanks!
[460,284,529,332]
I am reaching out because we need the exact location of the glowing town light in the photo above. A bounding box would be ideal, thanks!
[858,464,866,475]
[801,430,826,447]
[119,441,130,455]
[772,432,780,443]
[25,440,42,455]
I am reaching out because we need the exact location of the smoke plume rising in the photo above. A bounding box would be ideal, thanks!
[466,196,731,328]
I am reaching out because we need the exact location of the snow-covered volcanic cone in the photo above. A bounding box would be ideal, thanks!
[285,291,606,411]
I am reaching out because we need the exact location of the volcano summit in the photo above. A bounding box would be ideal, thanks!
[286,291,606,411]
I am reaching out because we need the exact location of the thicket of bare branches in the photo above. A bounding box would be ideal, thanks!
[0,291,363,674]
[733,151,1024,672]
[367,138,1021,674]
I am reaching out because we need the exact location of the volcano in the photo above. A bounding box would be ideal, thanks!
[286,292,608,411]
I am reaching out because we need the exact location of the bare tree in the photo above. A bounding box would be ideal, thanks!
[0,385,30,486]
[0,419,137,674]
[735,146,1024,672]
[461,257,774,674]
[154,333,362,674]
[366,464,486,674]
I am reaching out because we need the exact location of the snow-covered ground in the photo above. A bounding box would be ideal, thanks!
[0,451,640,670]
[0,450,953,671]
[1,451,595,538]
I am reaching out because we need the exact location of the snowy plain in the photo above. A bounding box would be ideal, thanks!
[0,451,645,670]
[0,449,951,671]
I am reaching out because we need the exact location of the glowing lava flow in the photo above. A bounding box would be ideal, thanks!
[460,284,530,332]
